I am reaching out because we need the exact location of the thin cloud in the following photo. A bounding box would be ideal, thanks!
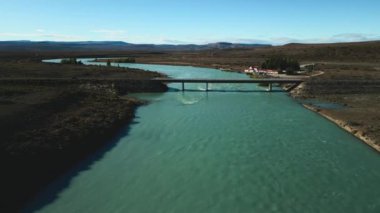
[229,38,271,45]
[92,29,126,34]
[0,31,83,41]
[41,33,83,40]
[161,39,192,45]
[269,33,380,45]
[331,33,380,42]
[1,31,379,45]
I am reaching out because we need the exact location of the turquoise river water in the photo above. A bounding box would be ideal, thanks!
[26,60,380,213]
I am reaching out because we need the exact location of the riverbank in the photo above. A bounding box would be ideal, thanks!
[303,104,380,152]
[91,57,136,63]
[291,64,380,153]
[0,60,167,211]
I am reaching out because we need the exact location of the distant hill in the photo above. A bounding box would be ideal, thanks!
[271,40,380,62]
[199,40,380,63]
[206,42,270,49]
[1,40,379,63]
[0,41,271,52]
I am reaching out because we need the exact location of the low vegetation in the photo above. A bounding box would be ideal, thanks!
[0,60,162,79]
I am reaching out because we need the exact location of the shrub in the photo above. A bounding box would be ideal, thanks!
[61,58,83,65]
[261,56,300,74]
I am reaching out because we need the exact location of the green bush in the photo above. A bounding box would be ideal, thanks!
[113,58,136,63]
[94,58,136,63]
[261,56,300,74]
[61,58,83,65]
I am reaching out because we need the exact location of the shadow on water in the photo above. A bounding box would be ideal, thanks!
[167,88,285,93]
[23,120,140,213]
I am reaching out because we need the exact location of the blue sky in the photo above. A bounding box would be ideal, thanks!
[1,0,379,44]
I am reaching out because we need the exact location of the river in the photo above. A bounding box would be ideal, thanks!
[26,60,380,213]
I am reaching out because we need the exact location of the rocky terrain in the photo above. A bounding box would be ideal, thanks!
[291,63,380,152]
[0,61,167,211]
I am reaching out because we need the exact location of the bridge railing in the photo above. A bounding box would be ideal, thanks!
[152,78,304,92]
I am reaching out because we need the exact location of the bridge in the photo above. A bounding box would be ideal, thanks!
[151,78,304,91]
[0,78,305,92]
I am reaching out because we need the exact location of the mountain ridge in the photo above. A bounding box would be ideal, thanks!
[0,40,271,52]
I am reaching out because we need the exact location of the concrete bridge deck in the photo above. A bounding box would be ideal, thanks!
[151,78,304,91]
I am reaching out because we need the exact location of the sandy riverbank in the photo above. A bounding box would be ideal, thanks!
[303,104,380,152]
[291,75,380,153]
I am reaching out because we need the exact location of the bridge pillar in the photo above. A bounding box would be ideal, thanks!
[206,82,209,91]
[268,83,272,92]
[182,82,185,91]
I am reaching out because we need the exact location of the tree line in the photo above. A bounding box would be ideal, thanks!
[61,58,83,65]
[261,56,300,75]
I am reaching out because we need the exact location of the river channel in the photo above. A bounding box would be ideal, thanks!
[26,60,380,213]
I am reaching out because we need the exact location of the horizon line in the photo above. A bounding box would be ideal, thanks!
[1,39,380,46]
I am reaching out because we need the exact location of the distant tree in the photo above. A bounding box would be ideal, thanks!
[113,58,136,63]
[285,67,296,75]
[94,58,135,63]
[61,58,83,65]
[107,59,111,67]
[261,55,300,74]
[304,64,315,72]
